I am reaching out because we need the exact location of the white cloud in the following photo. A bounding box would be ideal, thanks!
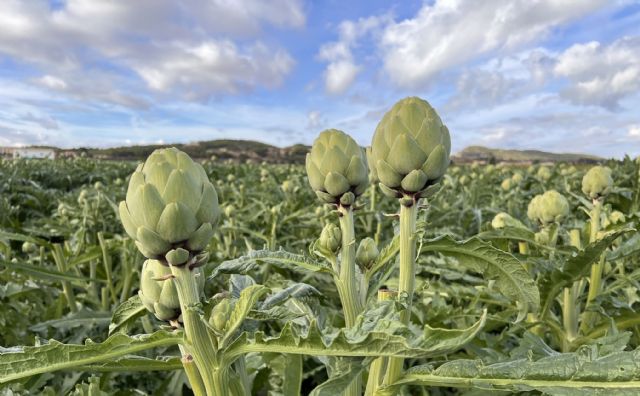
[629,124,640,138]
[380,0,607,87]
[554,36,640,109]
[318,15,389,95]
[0,0,303,102]
[135,41,294,99]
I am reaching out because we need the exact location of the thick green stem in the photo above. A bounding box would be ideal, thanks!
[562,230,582,352]
[337,206,364,327]
[337,205,364,396]
[179,346,207,396]
[365,289,397,396]
[581,200,603,333]
[52,244,78,313]
[170,265,220,396]
[383,200,418,387]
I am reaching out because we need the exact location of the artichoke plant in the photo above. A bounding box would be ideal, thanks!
[527,190,569,225]
[305,129,368,205]
[139,259,205,322]
[370,97,451,198]
[582,166,613,200]
[356,237,379,269]
[118,147,220,265]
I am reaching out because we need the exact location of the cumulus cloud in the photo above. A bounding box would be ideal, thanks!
[318,15,389,95]
[554,36,640,109]
[380,0,607,87]
[0,0,303,103]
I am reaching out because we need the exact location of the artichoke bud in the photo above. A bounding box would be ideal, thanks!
[491,212,526,229]
[582,166,613,200]
[511,173,523,184]
[536,166,552,181]
[305,129,368,206]
[118,148,220,262]
[527,190,569,226]
[281,180,294,194]
[534,230,550,245]
[21,241,37,254]
[356,238,379,269]
[371,97,451,197]
[500,178,512,191]
[318,223,342,254]
[609,210,626,225]
[224,205,235,218]
[209,298,232,334]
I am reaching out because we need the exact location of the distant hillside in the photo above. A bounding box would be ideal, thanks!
[453,146,602,164]
[72,140,310,164]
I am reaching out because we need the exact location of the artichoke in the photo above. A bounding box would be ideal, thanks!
[491,212,526,229]
[305,129,368,205]
[356,237,379,269]
[139,259,205,322]
[582,166,613,200]
[527,190,569,225]
[118,148,220,265]
[500,178,513,191]
[209,298,232,333]
[370,97,451,198]
[317,223,342,254]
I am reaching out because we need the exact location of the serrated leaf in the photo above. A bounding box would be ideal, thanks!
[0,259,105,284]
[310,363,364,396]
[29,309,111,332]
[260,283,321,310]
[211,250,334,280]
[0,331,181,384]
[421,235,539,322]
[221,285,269,347]
[109,295,146,335]
[79,355,183,372]
[539,229,634,317]
[378,346,640,395]
[224,311,486,364]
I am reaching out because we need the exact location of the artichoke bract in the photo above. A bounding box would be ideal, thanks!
[139,259,205,322]
[527,190,569,225]
[371,97,451,199]
[582,166,613,200]
[491,212,526,229]
[306,129,368,205]
[118,148,220,265]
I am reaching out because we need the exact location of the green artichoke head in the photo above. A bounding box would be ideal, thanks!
[209,297,232,334]
[119,148,220,265]
[305,129,368,205]
[582,166,613,200]
[527,190,569,225]
[500,178,513,191]
[356,237,379,269]
[370,97,451,198]
[317,223,342,254]
[536,166,552,181]
[138,259,205,322]
[491,212,526,230]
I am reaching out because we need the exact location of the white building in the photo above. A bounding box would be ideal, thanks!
[0,147,56,159]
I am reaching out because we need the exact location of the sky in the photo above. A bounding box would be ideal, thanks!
[0,0,639,158]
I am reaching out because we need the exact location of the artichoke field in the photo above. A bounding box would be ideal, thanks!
[0,98,639,395]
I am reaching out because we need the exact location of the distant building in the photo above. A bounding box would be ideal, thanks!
[0,147,56,159]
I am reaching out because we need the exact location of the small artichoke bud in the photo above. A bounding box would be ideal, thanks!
[500,178,513,191]
[371,97,451,197]
[511,172,523,184]
[527,190,569,225]
[94,181,104,191]
[491,212,526,229]
[118,148,220,264]
[318,223,342,254]
[305,129,368,205]
[227,174,235,182]
[138,259,202,322]
[582,166,613,200]
[536,166,552,181]
[209,298,232,333]
[21,241,37,254]
[281,180,295,194]
[609,210,626,225]
[534,230,550,245]
[356,238,379,269]
[224,205,235,218]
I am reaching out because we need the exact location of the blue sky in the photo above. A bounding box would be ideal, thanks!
[0,0,638,157]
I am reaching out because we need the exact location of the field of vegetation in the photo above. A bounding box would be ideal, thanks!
[1,100,639,395]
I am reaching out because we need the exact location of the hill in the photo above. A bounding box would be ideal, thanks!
[76,140,310,164]
[453,146,602,164]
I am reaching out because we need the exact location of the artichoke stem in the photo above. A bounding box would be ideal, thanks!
[383,199,418,386]
[337,205,364,396]
[365,289,397,396]
[581,199,603,333]
[180,348,207,396]
[170,264,220,396]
